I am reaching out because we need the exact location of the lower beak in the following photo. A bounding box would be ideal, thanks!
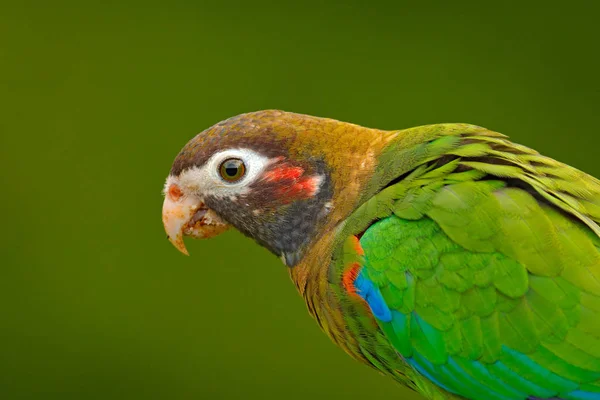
[162,195,230,255]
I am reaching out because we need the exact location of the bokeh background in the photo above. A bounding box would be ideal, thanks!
[2,1,600,399]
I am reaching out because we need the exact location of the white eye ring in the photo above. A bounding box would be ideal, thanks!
[172,148,271,199]
[206,148,269,189]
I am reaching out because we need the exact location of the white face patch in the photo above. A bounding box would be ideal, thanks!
[167,148,272,199]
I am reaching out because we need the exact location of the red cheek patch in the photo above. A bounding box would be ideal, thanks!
[262,164,321,202]
[263,166,304,182]
[280,175,321,200]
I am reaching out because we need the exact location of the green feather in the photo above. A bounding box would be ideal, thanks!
[326,122,600,399]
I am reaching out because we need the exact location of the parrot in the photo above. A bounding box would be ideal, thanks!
[161,110,600,400]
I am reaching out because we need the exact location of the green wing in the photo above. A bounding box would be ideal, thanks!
[338,126,600,399]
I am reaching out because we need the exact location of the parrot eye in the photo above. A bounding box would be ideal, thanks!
[219,158,246,182]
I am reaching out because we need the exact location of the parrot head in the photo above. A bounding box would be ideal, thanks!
[161,110,352,266]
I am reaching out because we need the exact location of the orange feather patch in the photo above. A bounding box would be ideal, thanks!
[352,235,365,256]
[342,236,364,297]
[343,262,362,296]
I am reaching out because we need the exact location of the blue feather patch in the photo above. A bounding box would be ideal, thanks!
[356,215,600,399]
[565,391,600,400]
[354,269,392,322]
[352,266,600,399]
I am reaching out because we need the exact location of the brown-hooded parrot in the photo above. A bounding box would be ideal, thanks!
[161,110,600,400]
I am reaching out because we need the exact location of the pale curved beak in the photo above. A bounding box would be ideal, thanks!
[162,194,199,255]
[162,184,231,255]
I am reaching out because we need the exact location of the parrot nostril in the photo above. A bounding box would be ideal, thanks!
[168,184,183,201]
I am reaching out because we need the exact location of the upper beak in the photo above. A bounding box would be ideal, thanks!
[162,194,199,255]
[162,185,231,255]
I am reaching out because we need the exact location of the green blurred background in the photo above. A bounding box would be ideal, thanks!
[2,1,599,399]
